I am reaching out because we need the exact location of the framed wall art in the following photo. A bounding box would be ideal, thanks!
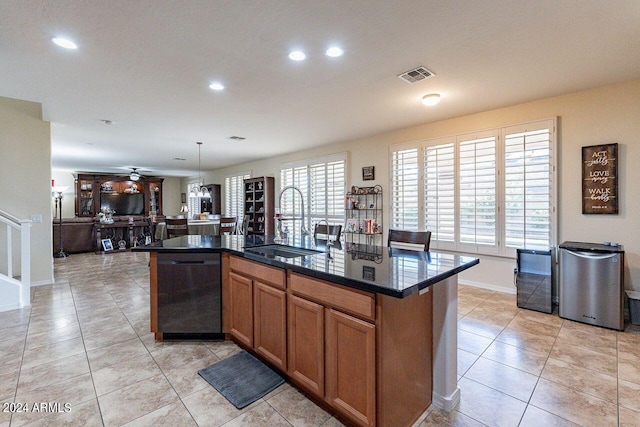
[582,143,618,214]
[362,166,375,181]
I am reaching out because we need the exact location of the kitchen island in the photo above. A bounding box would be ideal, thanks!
[134,235,478,426]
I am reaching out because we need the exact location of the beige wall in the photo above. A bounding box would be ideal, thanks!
[206,80,640,292]
[0,96,52,285]
[161,177,184,216]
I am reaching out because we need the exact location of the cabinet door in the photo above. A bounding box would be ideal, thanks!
[254,281,287,371]
[228,272,253,347]
[287,295,324,398]
[326,309,376,427]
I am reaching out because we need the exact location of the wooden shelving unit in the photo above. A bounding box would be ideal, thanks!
[75,173,164,217]
[244,176,274,235]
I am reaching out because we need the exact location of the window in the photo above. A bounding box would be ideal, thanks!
[280,154,346,233]
[390,118,556,257]
[225,172,251,219]
[458,134,497,249]
[187,181,200,216]
[424,140,455,243]
[504,125,553,251]
[391,147,419,230]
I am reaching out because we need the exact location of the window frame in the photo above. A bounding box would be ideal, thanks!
[389,118,557,258]
[224,171,251,220]
[280,152,348,233]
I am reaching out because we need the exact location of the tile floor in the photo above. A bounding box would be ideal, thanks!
[0,251,638,426]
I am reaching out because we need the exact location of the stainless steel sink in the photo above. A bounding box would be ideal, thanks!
[244,244,321,259]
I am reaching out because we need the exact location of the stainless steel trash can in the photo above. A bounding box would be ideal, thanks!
[559,241,624,330]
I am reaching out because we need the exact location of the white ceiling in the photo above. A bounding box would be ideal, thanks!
[2,1,639,177]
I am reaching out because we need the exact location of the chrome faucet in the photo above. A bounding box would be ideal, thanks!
[277,185,310,237]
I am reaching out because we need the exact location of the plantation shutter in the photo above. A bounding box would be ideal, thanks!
[424,142,455,243]
[309,160,345,226]
[225,172,250,218]
[504,126,553,249]
[458,136,497,248]
[391,148,419,230]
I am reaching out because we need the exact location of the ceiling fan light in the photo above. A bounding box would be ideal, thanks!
[130,172,140,181]
[421,93,441,106]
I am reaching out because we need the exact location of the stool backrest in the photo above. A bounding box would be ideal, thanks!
[387,229,431,251]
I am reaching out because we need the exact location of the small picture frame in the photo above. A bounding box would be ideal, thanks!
[363,266,376,281]
[101,239,114,252]
[362,166,375,181]
[181,193,187,203]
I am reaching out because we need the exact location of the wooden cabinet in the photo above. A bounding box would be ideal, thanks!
[146,180,163,215]
[326,309,376,427]
[223,256,433,427]
[288,272,376,427]
[244,176,274,235]
[288,294,324,397]
[254,281,287,370]
[200,184,221,215]
[228,271,254,347]
[75,173,163,217]
[227,256,287,371]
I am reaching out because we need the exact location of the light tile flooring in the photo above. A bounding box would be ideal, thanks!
[0,252,638,426]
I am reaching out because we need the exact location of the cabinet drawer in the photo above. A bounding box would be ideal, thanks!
[289,273,375,321]
[230,256,286,289]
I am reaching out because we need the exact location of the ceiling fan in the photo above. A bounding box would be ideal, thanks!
[129,167,144,181]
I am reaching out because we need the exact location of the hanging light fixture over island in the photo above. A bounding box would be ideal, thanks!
[188,141,211,199]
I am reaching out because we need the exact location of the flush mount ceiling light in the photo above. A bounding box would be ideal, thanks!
[421,93,441,106]
[208,82,224,91]
[325,46,344,57]
[51,37,78,50]
[288,50,306,61]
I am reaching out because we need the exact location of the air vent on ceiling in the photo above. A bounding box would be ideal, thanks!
[228,136,246,141]
[397,66,435,84]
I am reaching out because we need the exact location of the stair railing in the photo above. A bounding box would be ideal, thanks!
[0,209,32,309]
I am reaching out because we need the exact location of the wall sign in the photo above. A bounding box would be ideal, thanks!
[362,166,375,181]
[582,143,618,214]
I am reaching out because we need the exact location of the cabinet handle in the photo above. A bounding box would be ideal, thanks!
[172,260,205,264]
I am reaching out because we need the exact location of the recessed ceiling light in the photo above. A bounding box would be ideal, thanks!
[209,82,224,91]
[100,119,114,125]
[325,47,344,57]
[174,157,187,161]
[421,93,441,106]
[288,50,306,61]
[51,37,78,50]
[228,136,246,141]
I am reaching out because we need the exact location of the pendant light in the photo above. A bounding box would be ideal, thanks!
[189,141,211,199]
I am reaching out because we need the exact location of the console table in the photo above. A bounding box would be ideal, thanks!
[95,220,152,253]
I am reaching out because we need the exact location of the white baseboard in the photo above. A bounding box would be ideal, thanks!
[432,387,460,412]
[0,303,22,313]
[458,279,516,295]
[31,279,54,287]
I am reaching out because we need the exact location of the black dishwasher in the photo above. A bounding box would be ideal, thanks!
[157,252,223,339]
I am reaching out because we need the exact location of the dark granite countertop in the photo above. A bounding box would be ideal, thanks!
[133,234,479,298]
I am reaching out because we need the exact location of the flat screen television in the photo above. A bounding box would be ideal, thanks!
[100,193,144,215]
